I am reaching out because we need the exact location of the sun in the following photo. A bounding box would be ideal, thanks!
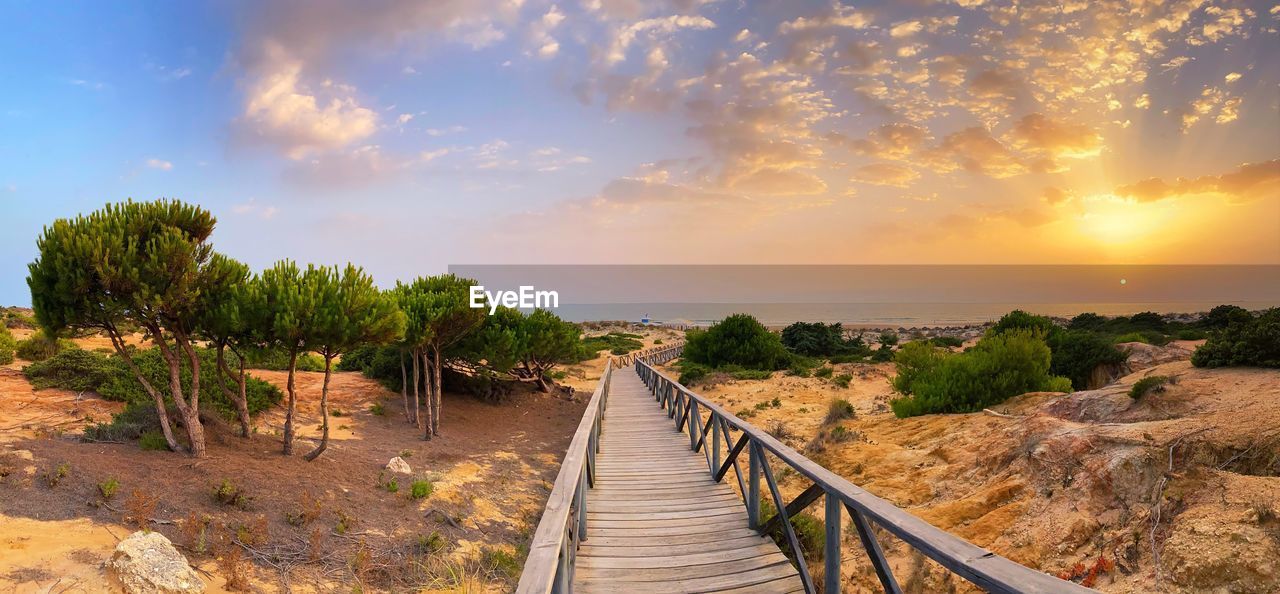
[1076,194,1175,246]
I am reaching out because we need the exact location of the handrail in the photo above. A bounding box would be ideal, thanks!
[634,355,1098,594]
[516,341,686,594]
[516,358,613,594]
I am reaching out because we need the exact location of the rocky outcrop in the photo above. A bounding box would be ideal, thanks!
[105,531,204,594]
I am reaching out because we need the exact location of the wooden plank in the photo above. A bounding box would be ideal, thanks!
[573,561,801,593]
[579,528,762,548]
[575,553,790,581]
[578,535,773,557]
[576,544,783,569]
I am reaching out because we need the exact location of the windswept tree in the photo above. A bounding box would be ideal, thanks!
[258,260,320,456]
[27,199,238,457]
[518,309,583,392]
[199,258,256,437]
[456,307,583,393]
[397,275,485,440]
[303,265,404,461]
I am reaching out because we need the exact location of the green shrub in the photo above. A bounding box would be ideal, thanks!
[890,330,1063,418]
[786,359,814,377]
[989,310,1057,338]
[480,547,521,579]
[1192,308,1279,368]
[1202,304,1252,329]
[683,314,790,371]
[831,373,852,388]
[579,332,644,358]
[891,341,947,395]
[1113,330,1168,346]
[98,477,120,500]
[826,353,866,364]
[97,347,282,416]
[824,398,855,424]
[758,495,824,561]
[138,431,171,451]
[369,403,386,416]
[83,402,162,443]
[780,322,868,357]
[242,347,325,372]
[14,330,78,362]
[23,349,121,391]
[730,369,773,381]
[1046,330,1127,390]
[0,326,15,365]
[1130,375,1173,399]
[1068,312,1106,331]
[385,478,400,493]
[1045,376,1074,393]
[1175,329,1207,341]
[677,361,711,385]
[212,479,248,507]
[928,336,964,348]
[813,366,834,379]
[410,479,434,500]
[336,344,380,372]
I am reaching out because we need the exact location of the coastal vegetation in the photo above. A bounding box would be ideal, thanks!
[678,313,791,384]
[21,199,600,458]
[889,329,1072,417]
[1191,307,1280,368]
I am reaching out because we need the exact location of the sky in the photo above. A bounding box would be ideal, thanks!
[1,0,1278,306]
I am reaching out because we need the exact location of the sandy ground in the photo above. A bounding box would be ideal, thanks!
[0,343,591,592]
[658,341,1280,593]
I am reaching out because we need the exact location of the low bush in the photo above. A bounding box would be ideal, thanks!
[1130,375,1173,399]
[780,322,869,358]
[98,477,120,500]
[813,366,834,379]
[824,398,855,424]
[831,373,852,388]
[14,330,77,362]
[0,326,15,365]
[890,330,1072,418]
[579,332,644,359]
[138,430,171,451]
[1175,329,1207,341]
[929,336,965,348]
[758,495,824,561]
[1046,330,1127,390]
[84,403,163,443]
[730,369,773,381]
[1192,308,1279,368]
[676,361,711,385]
[890,341,947,395]
[369,403,386,416]
[410,479,434,500]
[1113,330,1169,346]
[479,547,521,580]
[212,479,249,507]
[683,314,791,371]
[22,349,120,391]
[241,347,325,372]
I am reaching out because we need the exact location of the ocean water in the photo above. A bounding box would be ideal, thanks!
[552,301,1279,328]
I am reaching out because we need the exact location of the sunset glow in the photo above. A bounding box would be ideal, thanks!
[1,1,1278,303]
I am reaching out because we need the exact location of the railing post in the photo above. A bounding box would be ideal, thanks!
[712,413,721,475]
[553,537,570,594]
[577,467,588,542]
[689,400,699,450]
[825,492,842,594]
[748,440,761,529]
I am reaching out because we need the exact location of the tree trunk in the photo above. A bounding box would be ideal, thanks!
[283,350,299,455]
[175,333,207,457]
[106,330,180,452]
[215,345,252,438]
[303,356,334,462]
[153,329,205,457]
[410,348,421,428]
[421,351,433,440]
[400,350,411,422]
[431,347,443,437]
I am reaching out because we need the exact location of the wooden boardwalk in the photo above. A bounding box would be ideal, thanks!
[572,370,804,593]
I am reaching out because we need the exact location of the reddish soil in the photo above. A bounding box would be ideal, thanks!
[1,361,585,591]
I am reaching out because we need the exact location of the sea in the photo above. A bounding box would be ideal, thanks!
[551,301,1280,328]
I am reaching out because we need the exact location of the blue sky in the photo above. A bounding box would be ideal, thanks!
[2,0,1278,306]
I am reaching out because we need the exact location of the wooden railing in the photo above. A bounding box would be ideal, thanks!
[633,352,1097,594]
[516,342,684,594]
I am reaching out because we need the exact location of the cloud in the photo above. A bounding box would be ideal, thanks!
[851,163,919,187]
[529,4,566,58]
[1114,159,1280,203]
[779,5,872,33]
[1043,187,1073,206]
[922,127,1026,178]
[1010,113,1103,160]
[831,123,928,159]
[889,20,923,38]
[237,44,378,159]
[230,198,280,219]
[145,158,173,170]
[605,15,715,66]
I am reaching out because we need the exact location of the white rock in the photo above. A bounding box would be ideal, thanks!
[106,531,204,594]
[385,456,412,474]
